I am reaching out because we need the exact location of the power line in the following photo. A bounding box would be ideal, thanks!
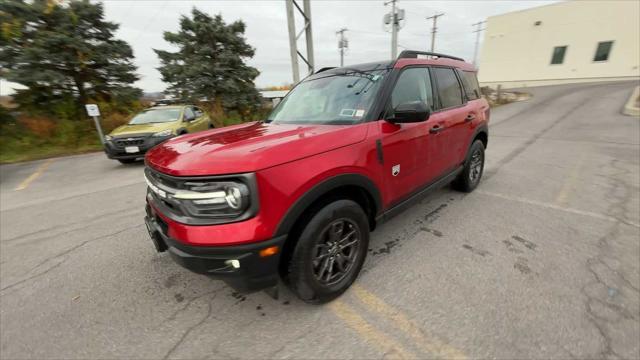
[425,12,444,52]
[472,21,486,65]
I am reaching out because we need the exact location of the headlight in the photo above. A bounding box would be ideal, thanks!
[104,135,112,141]
[152,129,173,137]
[144,168,256,224]
[173,182,251,217]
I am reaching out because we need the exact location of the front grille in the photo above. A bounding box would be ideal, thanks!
[145,167,186,190]
[115,137,145,147]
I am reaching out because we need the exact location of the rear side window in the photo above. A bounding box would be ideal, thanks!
[390,67,434,110]
[193,107,203,117]
[433,67,463,109]
[460,71,481,100]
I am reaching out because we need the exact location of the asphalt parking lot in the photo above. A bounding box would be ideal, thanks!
[1,81,638,359]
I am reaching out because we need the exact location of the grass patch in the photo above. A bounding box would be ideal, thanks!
[0,143,103,163]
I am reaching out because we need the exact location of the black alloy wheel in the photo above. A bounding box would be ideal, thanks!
[452,139,485,192]
[287,199,370,304]
[312,219,361,285]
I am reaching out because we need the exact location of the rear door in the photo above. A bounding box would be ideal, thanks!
[458,69,489,158]
[430,67,472,170]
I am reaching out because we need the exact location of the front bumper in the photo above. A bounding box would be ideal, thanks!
[144,205,286,293]
[104,135,172,160]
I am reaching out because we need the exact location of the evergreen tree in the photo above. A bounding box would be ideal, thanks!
[0,0,141,118]
[155,9,261,112]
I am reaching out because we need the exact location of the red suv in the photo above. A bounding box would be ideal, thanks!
[144,51,489,304]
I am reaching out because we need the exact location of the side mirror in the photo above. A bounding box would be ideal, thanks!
[388,101,430,123]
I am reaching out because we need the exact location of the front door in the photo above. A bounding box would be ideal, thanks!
[379,67,436,206]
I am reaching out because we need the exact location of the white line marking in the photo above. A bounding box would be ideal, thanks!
[476,189,640,229]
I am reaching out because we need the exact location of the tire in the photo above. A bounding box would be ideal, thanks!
[117,159,136,164]
[209,123,215,129]
[287,199,369,304]
[452,139,485,192]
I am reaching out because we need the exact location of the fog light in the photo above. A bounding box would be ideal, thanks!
[225,259,240,269]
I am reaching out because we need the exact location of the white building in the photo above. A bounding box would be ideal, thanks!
[478,0,640,88]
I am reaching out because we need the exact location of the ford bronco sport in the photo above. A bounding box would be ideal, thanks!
[104,105,213,164]
[144,51,489,304]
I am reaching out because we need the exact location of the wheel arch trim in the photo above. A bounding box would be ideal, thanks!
[471,124,488,149]
[273,173,382,237]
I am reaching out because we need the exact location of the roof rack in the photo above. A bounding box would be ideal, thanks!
[315,67,336,74]
[397,50,464,62]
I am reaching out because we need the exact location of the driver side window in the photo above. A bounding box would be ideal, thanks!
[390,67,433,110]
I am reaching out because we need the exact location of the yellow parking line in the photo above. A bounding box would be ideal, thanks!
[15,158,54,191]
[329,300,416,359]
[352,285,468,359]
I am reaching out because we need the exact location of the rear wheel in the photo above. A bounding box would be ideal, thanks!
[287,200,369,304]
[452,140,485,192]
[117,158,136,164]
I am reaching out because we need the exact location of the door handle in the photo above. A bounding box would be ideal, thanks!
[465,114,476,122]
[429,125,443,134]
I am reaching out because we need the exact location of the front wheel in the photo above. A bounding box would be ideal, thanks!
[287,200,369,304]
[452,139,485,192]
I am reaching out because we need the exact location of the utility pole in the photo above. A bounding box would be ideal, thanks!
[472,21,486,65]
[336,28,348,67]
[285,0,314,83]
[426,13,444,52]
[384,0,403,59]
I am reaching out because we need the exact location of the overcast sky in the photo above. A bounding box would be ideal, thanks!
[0,0,558,95]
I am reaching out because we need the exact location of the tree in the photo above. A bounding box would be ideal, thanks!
[0,0,141,119]
[155,9,261,113]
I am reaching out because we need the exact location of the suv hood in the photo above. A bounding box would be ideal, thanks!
[145,121,369,176]
[110,122,178,137]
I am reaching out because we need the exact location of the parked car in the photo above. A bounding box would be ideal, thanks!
[104,105,213,164]
[143,51,490,303]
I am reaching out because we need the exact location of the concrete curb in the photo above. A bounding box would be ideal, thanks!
[622,86,640,116]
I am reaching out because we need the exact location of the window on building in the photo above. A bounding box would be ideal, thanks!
[433,67,463,109]
[593,41,614,62]
[550,46,567,65]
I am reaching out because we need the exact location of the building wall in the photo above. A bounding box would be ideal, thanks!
[478,0,640,88]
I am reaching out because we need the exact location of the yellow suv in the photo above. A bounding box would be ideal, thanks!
[104,105,213,164]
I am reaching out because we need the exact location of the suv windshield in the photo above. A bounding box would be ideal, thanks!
[268,69,388,125]
[129,108,182,124]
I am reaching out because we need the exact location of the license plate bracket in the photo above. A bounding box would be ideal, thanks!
[125,146,139,153]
